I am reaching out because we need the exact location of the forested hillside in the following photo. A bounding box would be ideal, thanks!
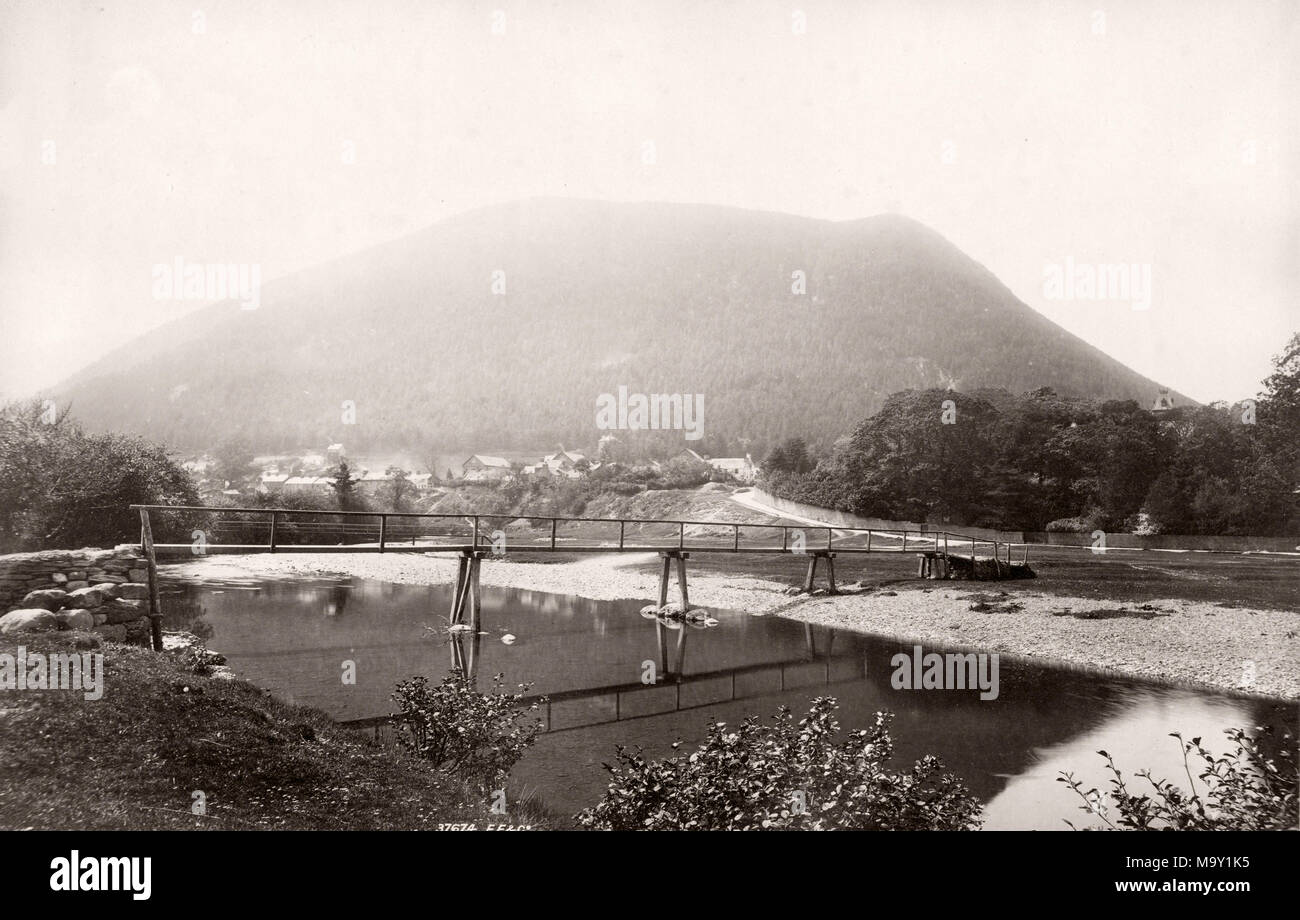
[52,199,1185,456]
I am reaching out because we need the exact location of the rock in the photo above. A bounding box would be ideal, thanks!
[128,569,148,583]
[124,618,152,644]
[501,633,516,644]
[65,586,108,609]
[66,571,85,580]
[89,601,146,625]
[56,609,95,631]
[91,624,128,642]
[92,614,108,626]
[50,573,68,585]
[92,582,123,599]
[64,581,89,591]
[19,589,68,612]
[0,608,59,635]
[95,574,127,584]
[117,583,150,600]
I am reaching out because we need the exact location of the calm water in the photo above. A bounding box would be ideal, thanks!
[161,571,1297,829]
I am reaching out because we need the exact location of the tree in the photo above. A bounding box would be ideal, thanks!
[211,436,255,490]
[379,466,414,511]
[0,400,200,551]
[331,461,360,511]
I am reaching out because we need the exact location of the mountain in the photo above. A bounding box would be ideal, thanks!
[50,198,1188,457]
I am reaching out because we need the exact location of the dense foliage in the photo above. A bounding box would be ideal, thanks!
[763,334,1300,536]
[0,400,200,552]
[576,700,983,830]
[1058,726,1297,830]
[391,671,545,791]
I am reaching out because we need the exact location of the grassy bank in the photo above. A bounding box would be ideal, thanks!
[0,633,547,830]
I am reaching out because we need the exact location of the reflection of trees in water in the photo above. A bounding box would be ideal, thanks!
[161,591,208,633]
[325,584,350,617]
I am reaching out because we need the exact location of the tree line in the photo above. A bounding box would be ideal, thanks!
[761,334,1299,536]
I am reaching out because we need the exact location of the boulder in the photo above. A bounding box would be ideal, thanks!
[19,589,68,612]
[92,614,108,626]
[50,573,68,585]
[65,586,108,609]
[56,609,95,631]
[91,582,122,598]
[0,608,59,635]
[117,583,150,600]
[91,624,128,642]
[89,601,146,625]
[127,569,148,583]
[95,574,127,584]
[64,581,89,591]
[124,618,152,644]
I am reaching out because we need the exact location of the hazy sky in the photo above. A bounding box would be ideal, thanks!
[1,0,1295,403]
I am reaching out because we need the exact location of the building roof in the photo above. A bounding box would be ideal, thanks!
[543,450,586,464]
[465,454,511,468]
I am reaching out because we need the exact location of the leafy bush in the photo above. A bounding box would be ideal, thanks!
[391,671,545,791]
[0,400,200,552]
[576,699,983,830]
[1058,726,1297,830]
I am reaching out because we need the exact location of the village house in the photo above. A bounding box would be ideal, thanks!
[707,454,758,483]
[282,475,333,495]
[542,449,588,479]
[461,454,513,482]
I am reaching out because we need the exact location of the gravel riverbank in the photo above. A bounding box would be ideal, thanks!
[168,551,1300,700]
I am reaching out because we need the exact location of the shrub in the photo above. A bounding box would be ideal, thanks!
[391,671,545,791]
[1058,726,1297,830]
[576,699,983,830]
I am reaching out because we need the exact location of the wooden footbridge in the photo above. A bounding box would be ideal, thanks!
[127,503,1031,648]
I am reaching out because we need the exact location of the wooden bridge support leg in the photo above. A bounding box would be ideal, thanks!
[469,553,483,635]
[673,621,688,678]
[675,553,690,609]
[449,553,469,624]
[825,554,836,593]
[655,620,667,679]
[802,554,818,593]
[657,553,672,610]
[137,508,164,651]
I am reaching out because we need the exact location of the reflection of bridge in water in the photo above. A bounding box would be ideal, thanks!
[347,618,860,737]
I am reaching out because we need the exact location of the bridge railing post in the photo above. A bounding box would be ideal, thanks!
[679,521,684,551]
[781,527,788,552]
[619,520,625,550]
[472,515,479,549]
[379,514,387,553]
[733,524,739,552]
[550,518,557,550]
[269,511,278,552]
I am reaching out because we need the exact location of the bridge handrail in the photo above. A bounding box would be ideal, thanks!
[127,503,1002,549]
